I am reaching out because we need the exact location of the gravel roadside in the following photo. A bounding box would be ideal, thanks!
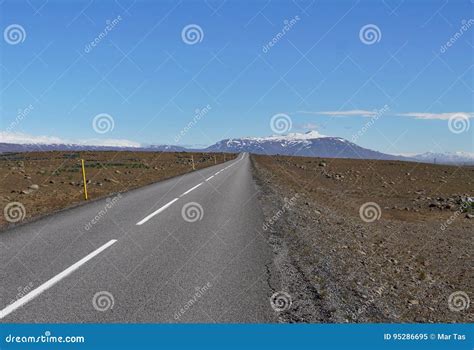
[251,155,472,323]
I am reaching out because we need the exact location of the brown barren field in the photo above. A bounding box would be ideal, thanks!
[0,151,235,229]
[252,155,473,323]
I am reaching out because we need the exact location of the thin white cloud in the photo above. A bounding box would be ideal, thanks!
[295,110,474,121]
[396,112,474,120]
[300,122,320,130]
[0,131,142,148]
[296,110,377,117]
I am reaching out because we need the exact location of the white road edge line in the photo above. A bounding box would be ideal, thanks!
[0,239,117,320]
[136,198,179,225]
[205,175,214,181]
[180,182,203,197]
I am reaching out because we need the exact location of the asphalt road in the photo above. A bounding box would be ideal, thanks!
[0,153,277,323]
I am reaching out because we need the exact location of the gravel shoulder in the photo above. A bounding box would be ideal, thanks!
[251,155,473,323]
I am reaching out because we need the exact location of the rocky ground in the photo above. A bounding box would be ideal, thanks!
[252,155,473,323]
[0,151,235,229]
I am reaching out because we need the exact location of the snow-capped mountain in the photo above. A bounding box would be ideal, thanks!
[204,131,406,160]
[412,151,474,165]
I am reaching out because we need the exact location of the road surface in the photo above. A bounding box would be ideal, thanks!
[0,153,277,322]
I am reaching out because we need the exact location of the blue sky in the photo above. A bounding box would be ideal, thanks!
[0,0,472,155]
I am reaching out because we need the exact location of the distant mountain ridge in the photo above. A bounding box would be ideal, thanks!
[0,143,187,153]
[411,151,474,165]
[1,131,472,165]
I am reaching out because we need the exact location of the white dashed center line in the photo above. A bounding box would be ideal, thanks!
[180,182,203,197]
[0,239,117,320]
[136,198,179,225]
[136,155,244,225]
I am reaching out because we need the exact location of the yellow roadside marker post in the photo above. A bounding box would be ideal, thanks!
[81,159,88,200]
[191,155,195,170]
[214,155,217,165]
